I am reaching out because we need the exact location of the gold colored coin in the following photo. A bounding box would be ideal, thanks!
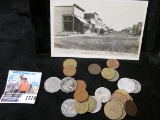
[101,68,116,80]
[63,58,77,68]
[87,96,97,112]
[74,101,89,114]
[118,102,127,120]
[114,89,130,100]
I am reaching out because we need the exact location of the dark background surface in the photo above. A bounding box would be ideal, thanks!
[0,0,160,120]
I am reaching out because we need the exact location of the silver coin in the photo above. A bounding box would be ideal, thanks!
[91,96,102,113]
[95,87,111,103]
[109,70,119,82]
[117,78,135,93]
[61,99,77,117]
[131,79,141,93]
[60,77,77,93]
[44,77,61,93]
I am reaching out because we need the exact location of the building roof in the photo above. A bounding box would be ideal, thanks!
[84,12,98,16]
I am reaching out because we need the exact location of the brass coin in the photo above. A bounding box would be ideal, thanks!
[118,102,127,120]
[74,101,89,114]
[111,92,127,104]
[114,89,130,100]
[88,63,101,75]
[87,96,97,112]
[63,58,77,68]
[73,90,88,102]
[76,80,87,90]
[104,101,123,120]
[101,68,116,80]
[106,59,119,69]
[63,65,76,77]
[124,100,137,117]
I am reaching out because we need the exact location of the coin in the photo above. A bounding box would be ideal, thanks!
[95,87,111,103]
[109,70,119,82]
[60,77,77,93]
[87,96,97,112]
[111,92,127,104]
[63,58,77,68]
[91,96,102,113]
[44,77,61,93]
[63,65,76,77]
[104,101,123,120]
[88,63,101,75]
[74,101,89,114]
[114,89,130,100]
[76,80,87,90]
[117,78,136,93]
[106,59,119,69]
[101,68,116,80]
[124,100,137,117]
[118,102,127,120]
[131,79,141,93]
[73,90,88,102]
[61,99,77,117]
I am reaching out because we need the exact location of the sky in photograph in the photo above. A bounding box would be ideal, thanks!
[52,0,148,31]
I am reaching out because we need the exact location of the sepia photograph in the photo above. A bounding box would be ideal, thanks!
[51,0,148,60]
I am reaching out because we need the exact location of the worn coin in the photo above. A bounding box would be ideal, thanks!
[131,79,141,93]
[44,77,61,93]
[91,96,102,113]
[60,77,77,93]
[104,101,123,120]
[101,68,116,80]
[111,92,127,104]
[118,102,127,120]
[88,63,101,75]
[73,90,88,102]
[106,59,119,69]
[87,96,97,112]
[114,89,131,100]
[95,87,111,103]
[76,80,87,90]
[74,101,89,114]
[61,99,77,117]
[117,78,135,93]
[63,65,76,77]
[63,58,77,68]
[109,70,119,82]
[124,100,137,117]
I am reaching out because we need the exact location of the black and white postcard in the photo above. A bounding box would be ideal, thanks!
[50,0,148,60]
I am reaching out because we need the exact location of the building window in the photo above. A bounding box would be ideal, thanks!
[63,16,73,31]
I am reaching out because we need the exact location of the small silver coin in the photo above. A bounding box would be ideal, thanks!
[131,79,141,93]
[109,70,119,82]
[117,78,135,93]
[61,99,77,117]
[44,77,61,93]
[60,77,77,93]
[91,96,102,113]
[95,87,111,103]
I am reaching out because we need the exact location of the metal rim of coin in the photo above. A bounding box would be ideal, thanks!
[87,96,97,112]
[44,77,61,93]
[124,100,137,117]
[91,96,102,113]
[95,87,111,103]
[131,79,141,93]
[60,77,77,93]
[73,90,89,102]
[61,99,77,117]
[74,101,89,114]
[76,80,87,90]
[63,58,77,68]
[101,68,116,80]
[108,70,119,82]
[111,92,127,104]
[63,65,76,77]
[88,63,101,75]
[117,78,136,93]
[106,59,120,69]
[117,102,127,119]
[104,101,123,120]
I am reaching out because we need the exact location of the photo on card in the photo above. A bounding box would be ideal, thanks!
[50,0,148,60]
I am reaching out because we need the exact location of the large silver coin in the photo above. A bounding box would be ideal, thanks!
[131,79,141,93]
[44,77,61,93]
[95,87,111,103]
[61,99,77,117]
[91,96,102,113]
[109,70,119,82]
[117,78,135,93]
[60,77,77,93]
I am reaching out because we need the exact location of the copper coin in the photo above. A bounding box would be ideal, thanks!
[111,92,127,104]
[106,59,119,69]
[115,89,130,100]
[124,100,137,117]
[76,80,87,90]
[74,101,89,114]
[63,65,76,77]
[73,90,88,102]
[88,63,101,75]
